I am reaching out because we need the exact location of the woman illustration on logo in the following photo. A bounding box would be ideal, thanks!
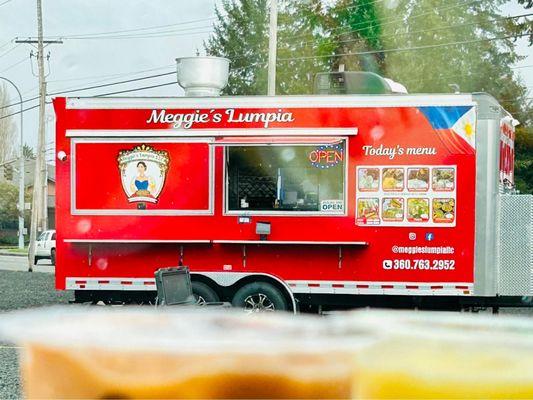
[130,161,156,199]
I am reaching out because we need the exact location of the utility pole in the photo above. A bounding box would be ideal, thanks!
[16,1,62,271]
[0,77,24,249]
[267,0,278,96]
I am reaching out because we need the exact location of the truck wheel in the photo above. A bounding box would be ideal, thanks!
[50,249,56,265]
[34,256,40,265]
[192,281,219,305]
[232,282,288,312]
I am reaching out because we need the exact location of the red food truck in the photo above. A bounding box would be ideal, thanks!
[53,59,532,311]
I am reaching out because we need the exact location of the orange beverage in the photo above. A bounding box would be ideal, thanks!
[1,307,372,399]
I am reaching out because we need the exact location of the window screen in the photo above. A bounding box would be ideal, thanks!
[226,142,346,213]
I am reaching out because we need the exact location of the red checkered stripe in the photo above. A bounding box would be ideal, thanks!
[286,281,472,296]
[66,277,155,291]
[67,277,472,295]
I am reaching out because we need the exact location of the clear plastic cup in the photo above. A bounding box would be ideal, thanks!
[0,307,375,399]
[332,310,533,399]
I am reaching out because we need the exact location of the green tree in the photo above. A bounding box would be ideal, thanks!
[23,144,35,159]
[0,181,19,229]
[324,0,384,72]
[205,0,330,95]
[205,0,269,95]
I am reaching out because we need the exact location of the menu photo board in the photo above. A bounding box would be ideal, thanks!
[356,165,457,227]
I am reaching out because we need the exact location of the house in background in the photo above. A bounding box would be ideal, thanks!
[0,159,56,230]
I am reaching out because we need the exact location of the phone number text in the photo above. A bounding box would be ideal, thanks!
[382,259,456,270]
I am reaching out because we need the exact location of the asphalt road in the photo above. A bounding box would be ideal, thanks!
[0,268,72,399]
[0,254,54,273]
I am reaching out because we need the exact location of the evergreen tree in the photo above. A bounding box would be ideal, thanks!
[205,0,330,95]
[205,0,269,95]
[325,0,384,72]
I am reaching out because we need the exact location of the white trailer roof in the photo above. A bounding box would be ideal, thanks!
[65,94,475,110]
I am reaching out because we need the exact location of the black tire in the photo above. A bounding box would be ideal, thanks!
[34,256,40,265]
[50,249,56,265]
[192,281,220,305]
[232,282,288,312]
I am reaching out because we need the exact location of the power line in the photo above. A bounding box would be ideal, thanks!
[0,57,27,74]
[0,80,177,119]
[287,0,479,42]
[0,0,13,7]
[47,64,174,84]
[95,81,177,97]
[61,29,213,41]
[0,43,21,59]
[1,58,261,111]
[0,69,176,110]
[278,32,531,62]
[0,40,13,51]
[46,16,215,38]
[292,12,532,51]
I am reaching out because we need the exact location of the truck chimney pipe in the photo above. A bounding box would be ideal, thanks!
[176,56,229,97]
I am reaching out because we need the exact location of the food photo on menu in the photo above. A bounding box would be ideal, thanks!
[432,167,455,191]
[407,167,429,191]
[357,168,380,191]
[357,198,380,223]
[407,198,430,222]
[382,168,404,191]
[433,198,455,223]
[382,198,404,221]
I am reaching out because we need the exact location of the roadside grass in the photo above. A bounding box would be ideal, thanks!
[0,248,28,255]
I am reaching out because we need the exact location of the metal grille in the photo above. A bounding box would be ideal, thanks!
[498,195,533,295]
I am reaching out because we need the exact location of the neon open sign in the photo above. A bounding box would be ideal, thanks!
[308,145,344,169]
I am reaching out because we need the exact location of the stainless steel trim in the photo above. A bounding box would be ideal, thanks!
[222,138,349,217]
[66,128,357,138]
[472,99,501,296]
[69,136,215,216]
[64,239,211,243]
[213,240,368,245]
[66,95,475,109]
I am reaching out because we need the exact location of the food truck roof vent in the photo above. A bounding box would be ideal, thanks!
[314,71,407,94]
[176,56,229,97]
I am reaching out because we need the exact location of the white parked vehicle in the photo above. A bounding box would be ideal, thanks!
[34,230,56,265]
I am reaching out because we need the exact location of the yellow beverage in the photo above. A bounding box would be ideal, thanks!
[354,339,533,399]
[344,310,533,399]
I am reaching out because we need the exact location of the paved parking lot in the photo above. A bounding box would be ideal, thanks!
[0,270,72,399]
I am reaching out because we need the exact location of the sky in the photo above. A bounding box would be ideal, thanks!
[0,0,531,162]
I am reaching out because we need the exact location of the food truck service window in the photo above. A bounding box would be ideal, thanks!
[226,141,346,214]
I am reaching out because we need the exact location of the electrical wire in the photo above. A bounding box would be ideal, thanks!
[0,70,176,110]
[286,0,480,42]
[0,80,178,119]
[292,12,532,50]
[277,32,531,62]
[60,29,213,41]
[0,43,21,59]
[46,16,216,39]
[94,81,177,97]
[0,56,27,74]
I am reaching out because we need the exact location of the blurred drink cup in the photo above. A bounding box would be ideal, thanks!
[337,310,533,399]
[0,307,374,399]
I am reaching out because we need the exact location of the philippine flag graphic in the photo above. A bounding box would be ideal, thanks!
[451,106,476,150]
[418,105,476,155]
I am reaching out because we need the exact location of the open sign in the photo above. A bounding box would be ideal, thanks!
[320,200,344,212]
[308,145,344,169]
